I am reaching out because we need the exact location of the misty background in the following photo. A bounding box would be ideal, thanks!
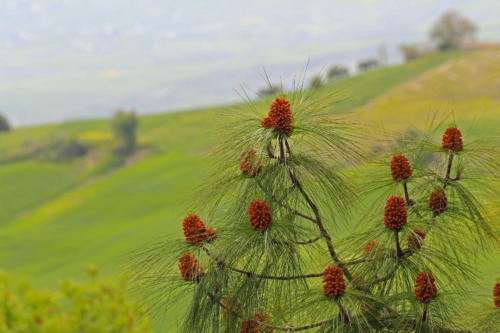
[2,0,500,126]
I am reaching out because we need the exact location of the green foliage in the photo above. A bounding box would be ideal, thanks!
[0,267,151,332]
[112,110,138,156]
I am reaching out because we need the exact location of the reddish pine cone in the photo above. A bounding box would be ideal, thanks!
[323,266,346,298]
[384,196,407,230]
[240,319,258,333]
[183,214,217,245]
[494,282,500,308]
[221,298,239,319]
[407,229,426,249]
[239,149,263,177]
[240,313,272,333]
[221,299,229,319]
[442,127,463,152]
[364,240,381,254]
[414,272,437,303]
[429,189,447,215]
[390,155,412,182]
[261,97,293,134]
[248,200,272,231]
[178,252,203,282]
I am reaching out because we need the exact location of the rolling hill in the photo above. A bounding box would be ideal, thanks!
[0,48,499,331]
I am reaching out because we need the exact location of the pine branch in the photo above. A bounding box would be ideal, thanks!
[282,136,354,281]
[368,248,414,287]
[443,151,454,189]
[342,256,375,266]
[403,179,414,206]
[423,150,456,234]
[255,178,322,245]
[202,247,323,280]
[293,234,322,245]
[266,143,277,159]
[394,230,404,257]
[256,178,318,224]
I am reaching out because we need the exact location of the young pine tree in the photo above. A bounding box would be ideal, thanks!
[132,86,500,332]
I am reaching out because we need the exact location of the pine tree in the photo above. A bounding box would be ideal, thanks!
[132,85,500,332]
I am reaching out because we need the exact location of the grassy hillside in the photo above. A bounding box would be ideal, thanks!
[1,49,499,331]
[356,47,500,131]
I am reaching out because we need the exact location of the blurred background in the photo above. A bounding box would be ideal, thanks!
[2,0,500,126]
[0,1,499,332]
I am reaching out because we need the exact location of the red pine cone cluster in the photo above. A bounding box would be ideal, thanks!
[261,98,293,134]
[240,313,272,333]
[414,272,437,303]
[183,214,217,245]
[384,196,407,230]
[390,155,412,182]
[248,200,273,231]
[178,252,203,282]
[323,266,346,298]
[494,282,500,308]
[239,149,263,177]
[407,229,426,249]
[364,240,381,254]
[441,127,463,152]
[429,189,447,216]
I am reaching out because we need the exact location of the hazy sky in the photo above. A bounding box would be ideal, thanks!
[1,0,500,126]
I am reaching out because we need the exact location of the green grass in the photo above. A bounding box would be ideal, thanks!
[1,49,498,331]
[0,161,79,226]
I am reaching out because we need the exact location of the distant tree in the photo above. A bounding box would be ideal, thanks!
[429,10,477,50]
[399,44,421,62]
[358,58,379,72]
[112,109,138,156]
[309,75,323,89]
[0,113,11,132]
[327,66,349,81]
[257,85,282,98]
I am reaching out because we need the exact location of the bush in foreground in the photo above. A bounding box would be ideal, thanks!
[0,267,151,333]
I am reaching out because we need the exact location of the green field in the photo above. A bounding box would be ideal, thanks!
[0,48,499,331]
